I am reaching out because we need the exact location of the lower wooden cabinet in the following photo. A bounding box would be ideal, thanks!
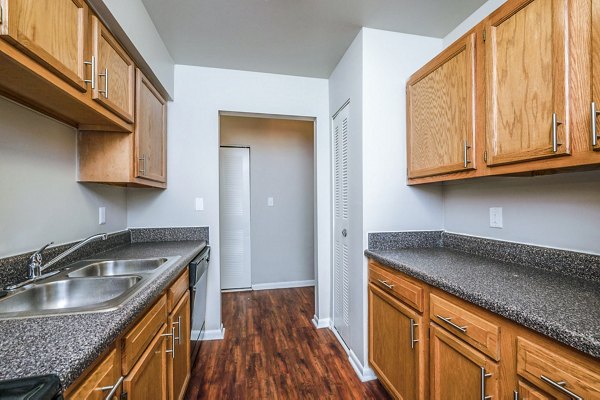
[368,283,425,400]
[68,347,122,400]
[516,380,552,400]
[168,291,191,400]
[124,324,168,400]
[65,275,192,399]
[430,324,498,400]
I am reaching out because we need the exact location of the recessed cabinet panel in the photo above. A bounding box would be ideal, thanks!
[407,33,476,178]
[0,0,88,90]
[485,0,569,166]
[369,283,425,400]
[430,324,498,400]
[92,16,135,123]
[135,69,167,183]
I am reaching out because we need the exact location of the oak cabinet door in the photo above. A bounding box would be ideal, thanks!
[369,283,426,400]
[485,0,569,166]
[0,0,89,90]
[124,325,168,400]
[407,32,477,178]
[517,380,555,400]
[69,348,122,400]
[168,291,191,400]
[91,16,135,123]
[430,324,498,400]
[135,69,167,183]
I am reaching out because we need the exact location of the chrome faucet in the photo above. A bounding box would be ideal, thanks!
[6,233,108,290]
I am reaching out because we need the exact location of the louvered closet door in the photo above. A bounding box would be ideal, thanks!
[332,104,351,346]
[219,147,252,290]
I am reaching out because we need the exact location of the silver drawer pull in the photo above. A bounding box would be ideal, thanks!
[377,279,394,290]
[97,375,124,400]
[540,375,582,400]
[463,140,471,168]
[173,315,182,344]
[162,327,176,359]
[435,314,468,333]
[552,113,563,153]
[481,367,492,400]
[84,56,96,89]
[410,318,419,350]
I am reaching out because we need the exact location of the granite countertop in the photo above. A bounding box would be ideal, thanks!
[0,240,206,389]
[365,247,600,359]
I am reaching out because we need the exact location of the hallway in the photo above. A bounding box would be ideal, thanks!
[185,287,390,399]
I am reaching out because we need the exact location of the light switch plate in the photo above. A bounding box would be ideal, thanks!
[267,197,274,207]
[99,207,106,225]
[489,207,503,228]
[195,197,204,211]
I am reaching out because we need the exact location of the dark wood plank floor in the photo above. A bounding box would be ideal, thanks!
[185,287,391,399]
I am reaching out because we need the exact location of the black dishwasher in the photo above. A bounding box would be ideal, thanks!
[189,245,210,367]
[0,374,63,400]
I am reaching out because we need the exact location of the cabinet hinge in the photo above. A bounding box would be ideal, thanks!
[483,150,488,163]
[483,29,486,42]
[120,392,128,400]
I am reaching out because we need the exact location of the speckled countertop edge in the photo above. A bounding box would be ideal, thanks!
[0,240,206,388]
[365,248,600,360]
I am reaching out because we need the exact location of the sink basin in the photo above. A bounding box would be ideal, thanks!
[0,276,141,316]
[66,258,167,277]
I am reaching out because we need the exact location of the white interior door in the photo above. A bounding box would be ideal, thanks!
[220,147,252,290]
[332,104,350,346]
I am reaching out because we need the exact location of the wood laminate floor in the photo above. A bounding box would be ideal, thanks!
[185,287,391,399]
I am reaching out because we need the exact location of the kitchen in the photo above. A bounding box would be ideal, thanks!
[0,0,599,399]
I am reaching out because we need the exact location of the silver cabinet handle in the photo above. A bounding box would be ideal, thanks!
[161,327,176,359]
[97,375,124,400]
[480,367,492,400]
[463,140,471,168]
[173,315,182,344]
[410,318,419,350]
[513,390,518,400]
[377,279,394,290]
[540,375,582,400]
[99,68,109,98]
[138,154,146,175]
[552,113,563,153]
[435,314,467,333]
[592,102,600,147]
[84,56,96,89]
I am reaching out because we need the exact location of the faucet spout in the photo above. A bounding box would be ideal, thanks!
[40,233,108,273]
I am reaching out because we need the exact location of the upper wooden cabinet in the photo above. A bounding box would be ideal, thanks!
[135,69,167,184]
[0,0,89,91]
[485,0,570,166]
[91,16,135,123]
[407,32,477,178]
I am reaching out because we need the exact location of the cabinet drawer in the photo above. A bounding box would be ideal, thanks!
[517,337,600,399]
[122,294,167,374]
[167,268,189,313]
[430,293,500,360]
[68,347,121,399]
[368,262,424,312]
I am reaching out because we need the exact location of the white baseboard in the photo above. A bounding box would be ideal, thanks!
[329,326,377,383]
[221,288,252,293]
[251,279,315,291]
[311,315,331,329]
[349,349,377,382]
[197,324,226,341]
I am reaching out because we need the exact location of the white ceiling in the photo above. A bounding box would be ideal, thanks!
[141,0,487,78]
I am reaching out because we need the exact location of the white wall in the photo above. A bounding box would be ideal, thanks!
[440,0,600,255]
[127,65,330,333]
[0,97,127,257]
[220,116,315,285]
[443,0,507,47]
[102,0,175,98]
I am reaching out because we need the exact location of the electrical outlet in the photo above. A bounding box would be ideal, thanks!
[489,207,503,228]
[99,207,106,225]
[195,197,204,211]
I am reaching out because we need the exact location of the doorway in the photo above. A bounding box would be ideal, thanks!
[219,114,315,292]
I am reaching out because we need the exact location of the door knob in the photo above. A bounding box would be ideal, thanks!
[342,229,347,237]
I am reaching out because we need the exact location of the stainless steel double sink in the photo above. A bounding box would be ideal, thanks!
[0,256,180,319]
